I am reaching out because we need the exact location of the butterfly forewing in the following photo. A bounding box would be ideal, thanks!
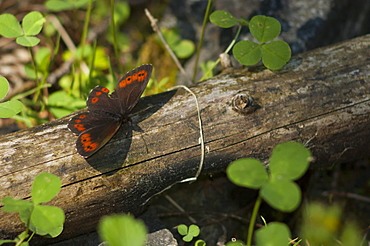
[87,86,122,117]
[111,64,152,115]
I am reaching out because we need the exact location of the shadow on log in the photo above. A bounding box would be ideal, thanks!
[0,34,369,244]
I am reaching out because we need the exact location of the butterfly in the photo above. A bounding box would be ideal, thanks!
[68,64,153,158]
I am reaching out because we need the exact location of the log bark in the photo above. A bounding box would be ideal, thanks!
[0,34,369,243]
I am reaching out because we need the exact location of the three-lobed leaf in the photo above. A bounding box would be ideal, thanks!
[0,11,44,47]
[177,224,200,242]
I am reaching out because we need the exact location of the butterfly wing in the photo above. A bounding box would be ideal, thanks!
[68,114,121,158]
[68,85,122,136]
[68,112,93,135]
[67,65,152,158]
[87,85,122,117]
[68,86,123,158]
[111,64,152,115]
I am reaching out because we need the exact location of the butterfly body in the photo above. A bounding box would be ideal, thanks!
[68,64,153,158]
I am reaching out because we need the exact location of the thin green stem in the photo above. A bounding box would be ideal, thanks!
[247,193,262,246]
[199,24,242,81]
[192,0,212,83]
[29,48,40,103]
[110,0,123,74]
[80,0,92,46]
[80,0,93,86]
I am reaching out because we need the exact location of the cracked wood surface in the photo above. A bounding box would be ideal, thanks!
[0,34,369,243]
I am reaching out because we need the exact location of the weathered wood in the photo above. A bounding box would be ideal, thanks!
[0,34,369,243]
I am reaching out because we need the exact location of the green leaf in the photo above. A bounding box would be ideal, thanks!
[269,141,311,181]
[232,40,261,66]
[200,60,216,80]
[227,158,268,189]
[249,15,281,43]
[225,240,245,246]
[177,224,188,236]
[16,36,40,47]
[16,231,29,243]
[0,239,15,244]
[188,224,200,237]
[1,197,32,213]
[30,205,65,237]
[19,206,33,226]
[183,234,194,242]
[210,10,239,28]
[195,239,207,246]
[301,203,342,245]
[31,173,61,204]
[173,39,195,59]
[0,13,23,38]
[22,11,45,36]
[340,222,362,246]
[255,222,291,246]
[99,214,147,246]
[0,100,23,118]
[261,40,291,70]
[45,0,74,11]
[261,179,301,212]
[72,0,90,9]
[47,91,86,118]
[0,77,9,99]
[45,0,89,11]
[113,1,131,25]
[35,47,51,72]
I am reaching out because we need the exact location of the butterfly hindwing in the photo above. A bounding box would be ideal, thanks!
[111,64,152,115]
[75,118,122,158]
[68,112,94,135]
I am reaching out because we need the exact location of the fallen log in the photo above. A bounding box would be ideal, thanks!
[0,34,369,243]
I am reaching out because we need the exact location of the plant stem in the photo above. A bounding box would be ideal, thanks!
[247,193,262,246]
[110,0,123,74]
[29,47,40,103]
[192,0,212,83]
[199,24,242,81]
[80,0,92,47]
